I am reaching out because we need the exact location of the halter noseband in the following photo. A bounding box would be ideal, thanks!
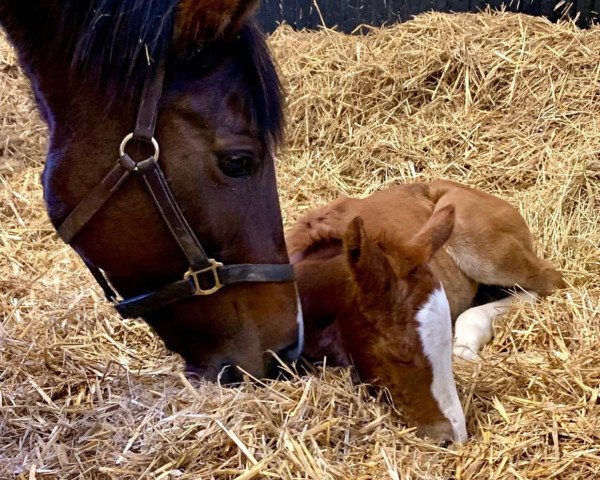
[56,62,295,319]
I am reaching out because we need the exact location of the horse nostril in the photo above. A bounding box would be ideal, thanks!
[217,363,243,386]
[276,340,301,363]
[184,361,244,385]
[185,363,204,379]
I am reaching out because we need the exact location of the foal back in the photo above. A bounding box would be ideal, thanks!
[288,182,476,318]
[289,180,563,319]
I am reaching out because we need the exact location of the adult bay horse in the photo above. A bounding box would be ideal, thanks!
[0,0,303,382]
[289,180,564,442]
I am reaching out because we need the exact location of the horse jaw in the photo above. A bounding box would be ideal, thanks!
[416,285,468,444]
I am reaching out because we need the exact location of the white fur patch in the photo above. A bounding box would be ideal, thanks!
[454,290,539,360]
[416,286,468,443]
[292,286,305,360]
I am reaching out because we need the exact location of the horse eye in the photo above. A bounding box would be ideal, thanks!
[218,152,255,178]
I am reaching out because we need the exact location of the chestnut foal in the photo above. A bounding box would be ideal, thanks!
[289,180,564,443]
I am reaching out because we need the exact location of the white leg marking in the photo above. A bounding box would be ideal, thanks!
[417,287,468,443]
[453,290,539,361]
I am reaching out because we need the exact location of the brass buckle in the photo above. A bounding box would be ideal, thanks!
[184,259,224,296]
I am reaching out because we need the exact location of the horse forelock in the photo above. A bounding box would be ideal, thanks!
[60,0,178,96]
[56,0,283,145]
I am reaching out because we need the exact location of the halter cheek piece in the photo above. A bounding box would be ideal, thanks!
[56,63,295,319]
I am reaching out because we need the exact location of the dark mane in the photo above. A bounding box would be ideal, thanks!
[59,0,284,145]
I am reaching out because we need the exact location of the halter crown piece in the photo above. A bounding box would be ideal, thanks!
[56,62,295,318]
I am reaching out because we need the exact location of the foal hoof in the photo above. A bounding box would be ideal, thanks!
[453,344,481,361]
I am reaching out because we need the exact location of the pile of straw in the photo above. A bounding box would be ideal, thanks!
[1,11,599,479]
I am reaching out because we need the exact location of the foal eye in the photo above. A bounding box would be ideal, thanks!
[218,152,256,178]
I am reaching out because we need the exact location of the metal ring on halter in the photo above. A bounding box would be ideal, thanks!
[119,133,160,160]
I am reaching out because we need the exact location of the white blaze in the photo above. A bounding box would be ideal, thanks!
[416,286,468,443]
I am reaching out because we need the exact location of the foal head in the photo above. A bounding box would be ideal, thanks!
[2,0,301,381]
[342,205,468,443]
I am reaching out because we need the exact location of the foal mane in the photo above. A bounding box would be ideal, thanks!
[57,0,284,144]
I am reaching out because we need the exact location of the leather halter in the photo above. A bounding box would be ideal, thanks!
[56,62,295,319]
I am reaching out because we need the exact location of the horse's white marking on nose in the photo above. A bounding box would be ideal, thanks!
[453,290,539,361]
[292,285,305,360]
[416,286,468,443]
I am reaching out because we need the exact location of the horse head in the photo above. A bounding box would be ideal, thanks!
[342,206,468,443]
[1,0,302,381]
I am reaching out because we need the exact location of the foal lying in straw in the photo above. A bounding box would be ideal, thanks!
[288,180,564,443]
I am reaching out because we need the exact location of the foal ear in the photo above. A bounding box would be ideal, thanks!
[402,203,455,272]
[344,217,396,305]
[344,217,368,267]
[176,0,260,45]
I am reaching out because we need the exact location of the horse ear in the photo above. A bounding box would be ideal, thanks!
[344,217,396,308]
[176,0,260,45]
[401,203,455,273]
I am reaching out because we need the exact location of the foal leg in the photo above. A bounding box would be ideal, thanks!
[424,182,563,360]
[426,180,565,296]
[453,290,539,360]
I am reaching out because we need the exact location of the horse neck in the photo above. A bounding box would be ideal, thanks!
[2,0,143,127]
[3,2,72,101]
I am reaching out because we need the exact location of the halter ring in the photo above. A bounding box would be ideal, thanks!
[119,133,160,160]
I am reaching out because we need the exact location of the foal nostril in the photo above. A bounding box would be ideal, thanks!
[261,342,301,380]
[439,439,452,449]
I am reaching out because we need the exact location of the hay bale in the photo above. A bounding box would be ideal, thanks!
[1,11,599,479]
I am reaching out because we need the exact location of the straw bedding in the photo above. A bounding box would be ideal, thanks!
[1,11,599,479]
